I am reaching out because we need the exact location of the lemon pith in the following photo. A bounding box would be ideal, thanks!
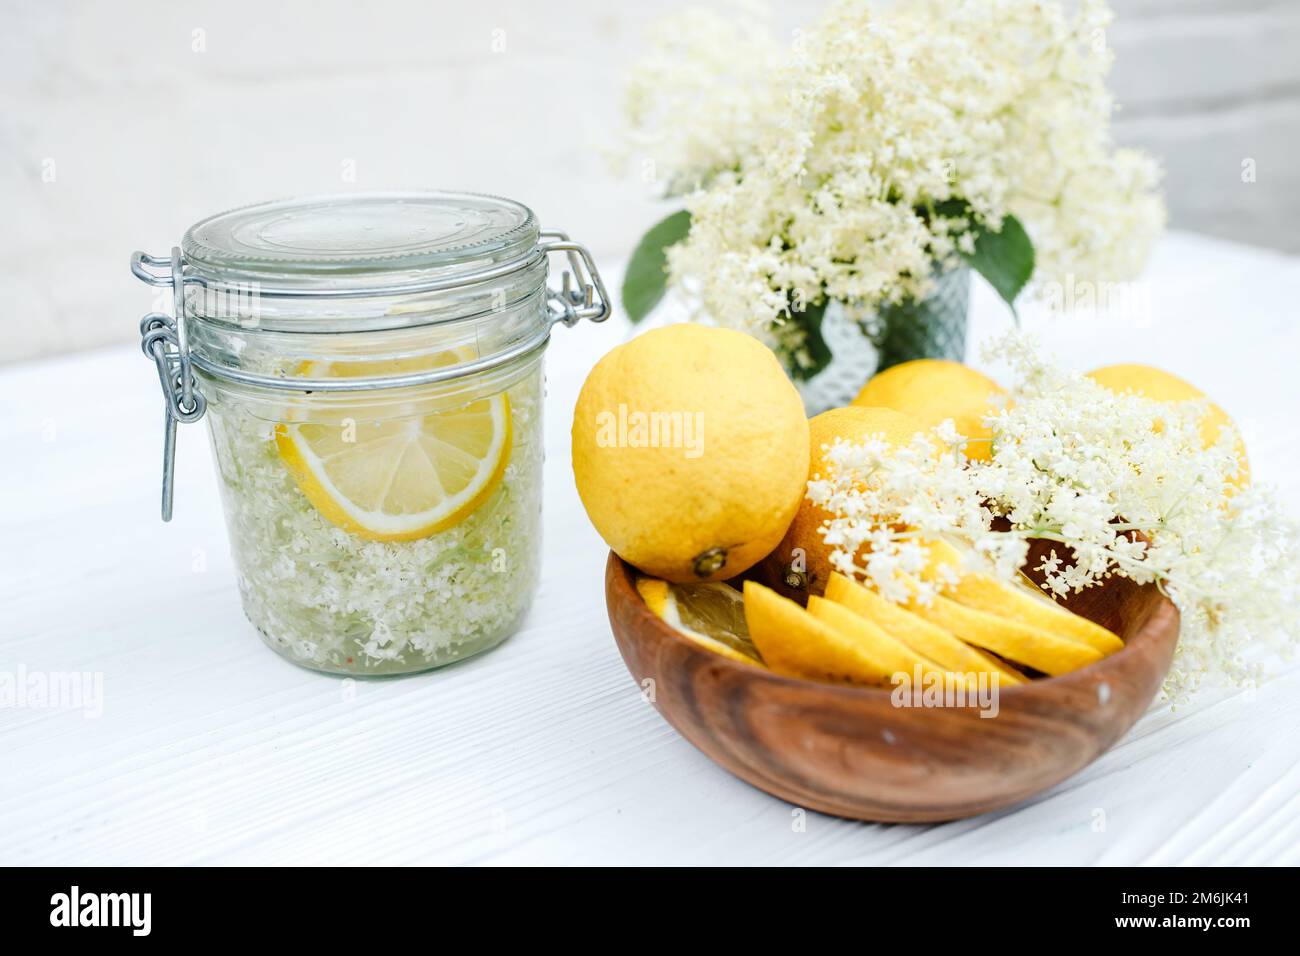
[275,354,512,542]
[636,576,763,665]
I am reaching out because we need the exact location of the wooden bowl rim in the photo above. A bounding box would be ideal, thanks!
[607,552,1178,704]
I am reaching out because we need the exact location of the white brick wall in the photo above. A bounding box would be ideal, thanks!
[2,0,1296,362]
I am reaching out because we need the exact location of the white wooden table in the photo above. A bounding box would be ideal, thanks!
[3,232,1298,865]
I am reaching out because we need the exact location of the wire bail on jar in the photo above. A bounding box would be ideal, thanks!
[136,248,205,521]
[131,228,609,521]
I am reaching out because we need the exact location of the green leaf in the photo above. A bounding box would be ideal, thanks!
[787,297,832,381]
[961,212,1035,314]
[621,209,692,323]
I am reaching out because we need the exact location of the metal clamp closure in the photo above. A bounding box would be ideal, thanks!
[137,248,205,521]
[540,231,611,327]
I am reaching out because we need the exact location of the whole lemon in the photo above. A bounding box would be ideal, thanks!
[760,405,924,599]
[572,324,809,583]
[1086,363,1249,487]
[852,359,1003,461]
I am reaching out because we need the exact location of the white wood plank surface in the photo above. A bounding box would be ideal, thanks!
[2,233,1298,865]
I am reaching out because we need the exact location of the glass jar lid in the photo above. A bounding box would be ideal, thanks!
[182,191,540,292]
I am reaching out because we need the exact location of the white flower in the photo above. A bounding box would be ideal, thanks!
[806,333,1298,702]
[620,0,1165,357]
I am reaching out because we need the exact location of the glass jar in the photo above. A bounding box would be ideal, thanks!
[132,192,609,675]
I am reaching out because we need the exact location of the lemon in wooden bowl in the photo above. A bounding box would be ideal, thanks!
[852,359,1004,462]
[572,324,809,583]
[759,405,924,599]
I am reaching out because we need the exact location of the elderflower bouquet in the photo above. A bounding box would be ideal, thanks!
[617,0,1166,379]
[807,333,1298,701]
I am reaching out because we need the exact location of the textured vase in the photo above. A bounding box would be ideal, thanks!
[796,265,971,415]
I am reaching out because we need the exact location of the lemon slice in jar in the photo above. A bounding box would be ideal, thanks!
[275,352,512,542]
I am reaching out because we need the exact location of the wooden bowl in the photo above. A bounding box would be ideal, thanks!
[606,551,1179,823]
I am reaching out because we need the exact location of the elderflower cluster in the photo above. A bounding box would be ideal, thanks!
[806,334,1299,701]
[621,0,1165,355]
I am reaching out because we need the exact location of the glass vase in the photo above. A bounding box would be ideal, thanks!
[795,265,971,415]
